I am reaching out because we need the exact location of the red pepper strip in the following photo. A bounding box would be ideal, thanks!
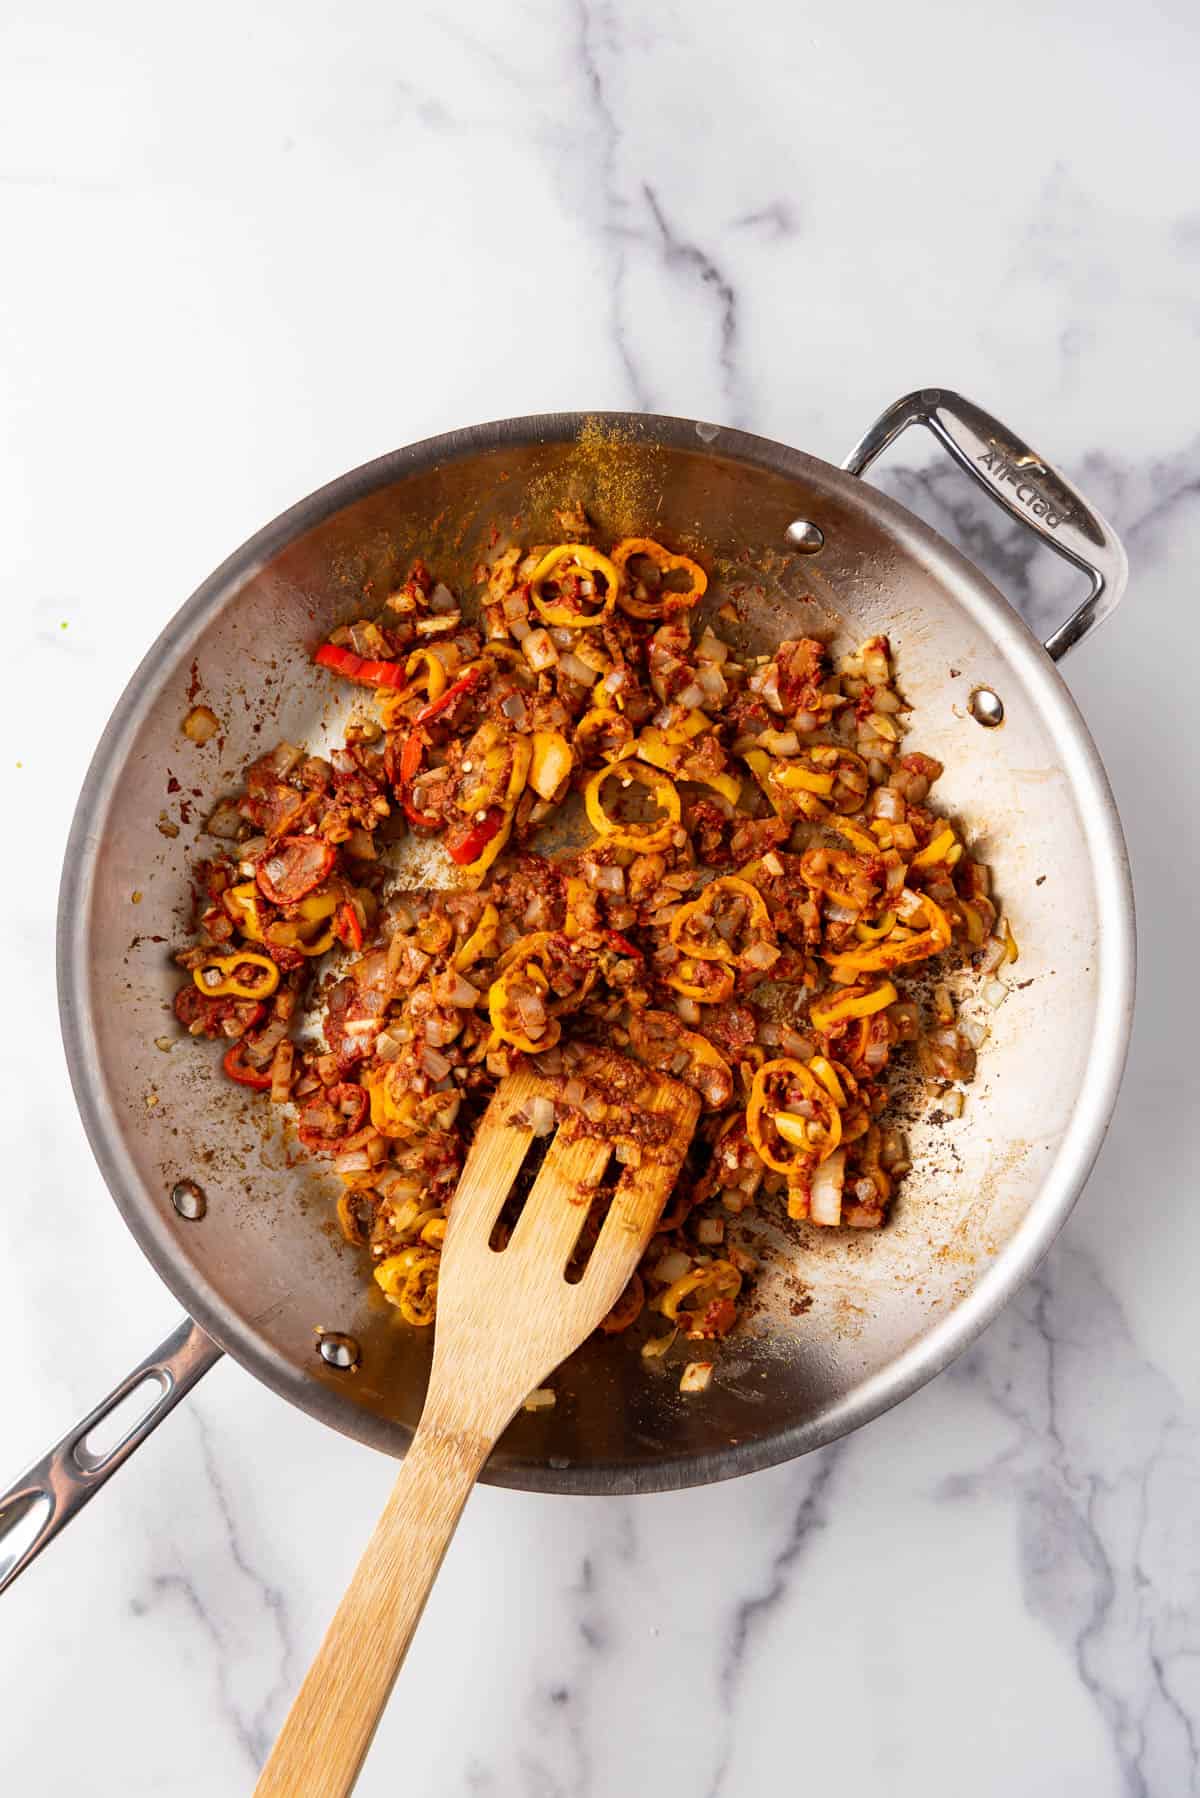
[605,930,644,959]
[399,731,423,785]
[333,901,364,951]
[398,729,440,828]
[414,666,482,726]
[313,642,408,689]
[223,1039,273,1089]
[447,806,503,866]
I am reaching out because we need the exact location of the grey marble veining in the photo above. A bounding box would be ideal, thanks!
[2,0,1198,1792]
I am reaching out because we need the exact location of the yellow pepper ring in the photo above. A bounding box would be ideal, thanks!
[809,979,899,1033]
[227,881,265,942]
[832,819,879,856]
[910,826,957,870]
[192,950,280,1000]
[808,1054,847,1107]
[576,707,633,764]
[775,763,835,796]
[656,1260,740,1322]
[298,929,334,957]
[747,1058,842,1172]
[668,875,773,964]
[529,544,620,629]
[494,930,557,978]
[457,735,532,888]
[297,890,339,922]
[363,1066,424,1139]
[824,892,951,976]
[618,724,742,808]
[403,647,448,703]
[854,911,897,944]
[611,537,707,622]
[666,958,736,1003]
[583,760,681,852]
[454,902,500,970]
[374,1248,440,1326]
[488,963,563,1054]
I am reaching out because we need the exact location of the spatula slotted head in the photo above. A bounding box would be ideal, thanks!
[427,1048,700,1432]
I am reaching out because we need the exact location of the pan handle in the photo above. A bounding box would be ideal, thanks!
[0,1315,221,1596]
[842,388,1128,660]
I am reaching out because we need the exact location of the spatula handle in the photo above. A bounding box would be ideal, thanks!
[253,1417,492,1798]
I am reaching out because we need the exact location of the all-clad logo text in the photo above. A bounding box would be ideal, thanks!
[976,443,1065,530]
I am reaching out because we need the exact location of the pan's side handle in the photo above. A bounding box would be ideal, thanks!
[0,1315,221,1596]
[842,389,1128,660]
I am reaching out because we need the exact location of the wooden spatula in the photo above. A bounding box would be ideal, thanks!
[254,1049,700,1798]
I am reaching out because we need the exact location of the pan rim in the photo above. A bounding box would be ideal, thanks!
[56,410,1136,1495]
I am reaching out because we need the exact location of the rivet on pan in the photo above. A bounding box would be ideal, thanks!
[318,1332,361,1371]
[969,687,1005,728]
[171,1179,207,1221]
[785,520,824,554]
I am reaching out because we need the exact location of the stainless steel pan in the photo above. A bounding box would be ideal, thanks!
[0,389,1134,1593]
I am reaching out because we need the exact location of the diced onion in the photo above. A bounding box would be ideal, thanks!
[183,705,220,744]
[979,937,1007,976]
[586,862,625,894]
[523,1388,556,1411]
[653,1249,692,1284]
[696,630,729,665]
[742,940,781,970]
[560,652,597,686]
[526,1095,556,1137]
[523,629,558,671]
[694,663,728,702]
[679,1361,713,1393]
[206,800,244,839]
[810,1148,845,1226]
[436,969,481,1008]
[332,1150,373,1175]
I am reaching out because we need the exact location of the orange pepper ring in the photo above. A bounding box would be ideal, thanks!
[529,544,620,629]
[583,760,681,851]
[668,875,772,964]
[823,892,950,976]
[611,537,707,621]
[747,1057,842,1172]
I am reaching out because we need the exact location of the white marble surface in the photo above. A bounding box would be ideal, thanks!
[2,1,1199,1792]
